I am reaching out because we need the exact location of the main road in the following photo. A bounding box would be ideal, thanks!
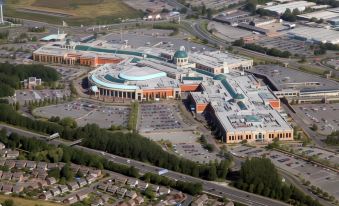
[0,124,289,206]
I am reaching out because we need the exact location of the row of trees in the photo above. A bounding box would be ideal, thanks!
[0,129,202,195]
[243,43,292,58]
[236,157,322,206]
[0,103,231,181]
[0,63,60,97]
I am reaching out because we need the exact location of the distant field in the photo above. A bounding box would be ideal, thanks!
[4,0,142,25]
[0,195,62,206]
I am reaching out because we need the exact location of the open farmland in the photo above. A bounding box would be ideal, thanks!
[4,0,142,25]
[0,194,62,206]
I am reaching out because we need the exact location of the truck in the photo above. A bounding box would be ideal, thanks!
[158,169,168,176]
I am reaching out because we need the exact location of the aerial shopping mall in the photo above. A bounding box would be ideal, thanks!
[33,40,293,144]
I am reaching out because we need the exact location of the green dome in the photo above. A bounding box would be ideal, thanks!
[173,50,188,59]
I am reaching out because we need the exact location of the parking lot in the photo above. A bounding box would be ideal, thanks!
[230,145,339,199]
[138,103,189,132]
[295,146,339,166]
[256,36,313,56]
[209,22,253,42]
[14,89,70,105]
[34,100,130,128]
[53,66,88,81]
[293,103,339,135]
[142,131,220,163]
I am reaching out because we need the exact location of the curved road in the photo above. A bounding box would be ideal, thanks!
[0,124,289,206]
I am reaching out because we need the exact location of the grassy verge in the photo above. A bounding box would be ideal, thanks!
[0,194,62,206]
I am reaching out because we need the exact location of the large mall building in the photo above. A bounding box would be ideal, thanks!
[33,41,293,143]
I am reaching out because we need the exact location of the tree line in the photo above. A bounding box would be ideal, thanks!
[236,157,322,206]
[0,129,202,195]
[0,63,60,97]
[325,131,339,146]
[0,103,231,181]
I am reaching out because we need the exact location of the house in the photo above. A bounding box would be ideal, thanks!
[70,164,80,173]
[58,185,69,193]
[2,184,12,194]
[138,182,148,191]
[134,196,145,205]
[37,162,47,170]
[5,150,19,159]
[107,185,118,194]
[15,160,27,169]
[0,159,5,166]
[39,191,53,200]
[125,190,137,199]
[127,199,136,206]
[12,172,24,182]
[97,183,108,191]
[50,187,61,196]
[78,167,90,176]
[191,194,208,206]
[0,142,5,150]
[37,171,48,180]
[127,179,138,188]
[115,177,128,185]
[5,160,16,169]
[225,202,235,206]
[116,187,127,197]
[46,177,57,185]
[0,171,3,178]
[77,178,87,187]
[26,161,37,170]
[88,169,101,178]
[76,190,89,201]
[150,184,159,193]
[91,198,103,206]
[47,163,59,169]
[1,172,12,180]
[67,181,80,191]
[101,194,110,203]
[85,175,96,184]
[158,187,170,195]
[13,184,24,193]
[63,195,78,204]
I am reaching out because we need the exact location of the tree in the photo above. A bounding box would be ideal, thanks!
[311,123,318,131]
[207,8,213,19]
[60,117,77,128]
[2,199,14,206]
[60,163,73,181]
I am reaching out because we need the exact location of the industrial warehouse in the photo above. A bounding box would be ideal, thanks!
[32,40,292,144]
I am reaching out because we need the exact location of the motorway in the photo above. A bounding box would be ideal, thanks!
[0,124,289,206]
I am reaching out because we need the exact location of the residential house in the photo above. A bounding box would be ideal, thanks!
[39,191,53,200]
[101,194,110,203]
[77,178,87,187]
[5,160,16,169]
[116,187,127,198]
[37,171,48,180]
[86,175,96,184]
[89,169,101,178]
[5,150,19,159]
[191,194,208,206]
[67,181,80,191]
[127,199,136,206]
[125,190,137,199]
[0,142,5,150]
[134,196,145,205]
[57,185,68,194]
[107,185,118,194]
[50,187,61,196]
[150,184,159,193]
[91,198,103,206]
[115,177,128,185]
[158,187,171,196]
[127,179,138,188]
[137,182,148,191]
[70,164,80,174]
[78,167,90,176]
[12,172,24,182]
[47,163,59,170]
[97,183,108,191]
[46,177,57,185]
[13,184,24,194]
[76,190,89,201]
[26,161,37,170]
[37,162,47,170]
[15,160,27,169]
[2,184,13,194]
[1,172,12,180]
[0,159,5,166]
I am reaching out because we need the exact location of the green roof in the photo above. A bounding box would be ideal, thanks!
[104,74,125,83]
[173,50,188,59]
[213,74,226,80]
[245,115,261,122]
[182,76,203,81]
[221,79,245,100]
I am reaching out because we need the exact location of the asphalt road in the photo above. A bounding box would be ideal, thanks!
[0,124,290,206]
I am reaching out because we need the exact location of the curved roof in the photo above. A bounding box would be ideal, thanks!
[118,67,167,81]
[213,74,226,80]
[90,74,139,90]
[173,50,188,59]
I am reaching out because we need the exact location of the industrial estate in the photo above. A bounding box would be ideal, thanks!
[0,0,338,206]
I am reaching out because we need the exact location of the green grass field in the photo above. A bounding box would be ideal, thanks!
[4,0,142,25]
[0,195,62,206]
